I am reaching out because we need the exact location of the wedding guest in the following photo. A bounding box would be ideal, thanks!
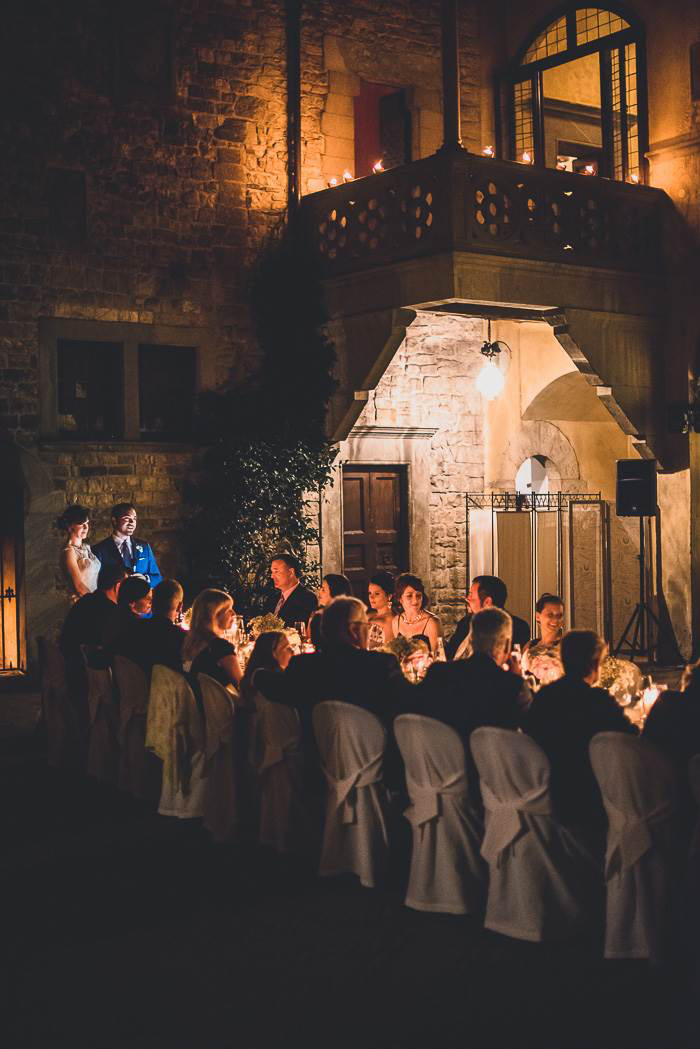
[56,504,100,603]
[112,578,186,675]
[59,564,127,719]
[109,576,153,659]
[267,553,318,627]
[367,570,395,645]
[526,630,636,839]
[446,575,530,661]
[411,607,529,743]
[239,630,293,707]
[521,593,565,685]
[392,573,442,653]
[256,597,410,793]
[182,588,242,688]
[644,659,700,812]
[317,573,352,607]
[92,502,162,587]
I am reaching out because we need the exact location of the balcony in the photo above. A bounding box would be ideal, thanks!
[300,150,666,281]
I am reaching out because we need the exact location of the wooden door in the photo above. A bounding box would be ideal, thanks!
[342,467,408,598]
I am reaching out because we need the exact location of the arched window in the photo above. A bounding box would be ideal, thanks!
[500,6,647,183]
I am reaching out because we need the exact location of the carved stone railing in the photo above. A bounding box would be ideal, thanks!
[300,151,666,278]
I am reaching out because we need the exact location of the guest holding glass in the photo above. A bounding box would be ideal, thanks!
[392,573,442,653]
[182,588,243,689]
[521,593,565,686]
[56,504,101,603]
[367,570,395,648]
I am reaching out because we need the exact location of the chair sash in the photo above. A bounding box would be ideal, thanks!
[324,752,384,825]
[479,780,552,865]
[604,797,677,876]
[404,771,467,835]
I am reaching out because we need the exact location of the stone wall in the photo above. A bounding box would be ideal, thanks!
[353,312,485,629]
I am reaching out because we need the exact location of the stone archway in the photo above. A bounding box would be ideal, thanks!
[488,420,581,494]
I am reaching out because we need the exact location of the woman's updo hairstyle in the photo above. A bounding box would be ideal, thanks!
[54,504,90,531]
[535,592,563,614]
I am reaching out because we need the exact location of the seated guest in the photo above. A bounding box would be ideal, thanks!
[256,597,411,793]
[317,573,353,608]
[257,596,409,723]
[367,570,395,646]
[526,629,636,838]
[59,565,127,703]
[112,579,186,675]
[521,593,565,685]
[239,630,293,707]
[109,576,154,662]
[268,553,318,627]
[644,658,700,814]
[392,573,442,653]
[182,588,242,689]
[446,575,530,661]
[410,607,530,745]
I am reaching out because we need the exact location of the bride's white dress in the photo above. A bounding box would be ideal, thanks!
[62,542,101,602]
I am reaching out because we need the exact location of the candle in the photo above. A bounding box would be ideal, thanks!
[482,145,495,158]
[521,151,532,164]
[342,170,353,182]
[327,176,338,187]
[372,160,384,173]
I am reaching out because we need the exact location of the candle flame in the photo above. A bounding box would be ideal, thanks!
[327,176,338,187]
[521,151,532,164]
[482,145,495,158]
[372,160,384,173]
[584,164,595,175]
[630,173,640,184]
[342,170,353,182]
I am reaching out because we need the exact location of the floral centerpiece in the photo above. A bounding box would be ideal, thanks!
[599,656,642,705]
[382,635,432,683]
[521,645,563,688]
[247,613,285,639]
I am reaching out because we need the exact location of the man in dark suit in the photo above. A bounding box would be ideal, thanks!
[267,552,317,626]
[92,502,162,588]
[526,630,636,836]
[111,578,186,675]
[59,563,127,718]
[445,574,530,659]
[256,596,410,791]
[410,607,530,741]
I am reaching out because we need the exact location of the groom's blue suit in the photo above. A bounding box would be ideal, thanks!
[92,536,163,588]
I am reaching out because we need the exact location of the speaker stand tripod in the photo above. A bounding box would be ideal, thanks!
[614,515,660,663]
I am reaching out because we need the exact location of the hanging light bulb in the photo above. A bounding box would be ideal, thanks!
[475,319,507,400]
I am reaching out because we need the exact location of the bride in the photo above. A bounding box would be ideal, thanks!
[56,504,101,602]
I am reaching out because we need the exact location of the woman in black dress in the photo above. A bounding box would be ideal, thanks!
[182,588,242,688]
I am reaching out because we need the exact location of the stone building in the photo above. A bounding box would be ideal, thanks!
[1,0,699,679]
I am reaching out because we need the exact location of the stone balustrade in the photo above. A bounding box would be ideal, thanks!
[300,150,666,276]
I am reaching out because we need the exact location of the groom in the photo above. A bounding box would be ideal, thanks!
[93,502,162,588]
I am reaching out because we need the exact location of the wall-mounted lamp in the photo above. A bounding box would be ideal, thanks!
[475,320,508,400]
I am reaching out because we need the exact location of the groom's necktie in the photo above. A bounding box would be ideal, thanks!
[119,539,133,570]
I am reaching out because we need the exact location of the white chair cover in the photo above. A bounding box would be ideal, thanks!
[313,701,389,888]
[590,732,679,960]
[38,638,81,769]
[197,674,238,843]
[394,715,486,914]
[85,664,119,784]
[146,665,206,819]
[255,692,307,854]
[113,655,159,801]
[470,727,596,942]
